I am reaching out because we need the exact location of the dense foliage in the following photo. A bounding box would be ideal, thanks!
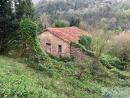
[0,0,17,54]
[101,55,126,70]
[0,0,33,54]
[35,0,130,31]
[54,20,66,27]
[0,0,130,98]
[70,16,80,27]
[1,56,130,98]
[79,35,92,49]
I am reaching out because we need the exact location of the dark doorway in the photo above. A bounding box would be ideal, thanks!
[58,45,62,53]
[46,43,51,53]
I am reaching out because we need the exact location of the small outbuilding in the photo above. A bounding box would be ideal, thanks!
[40,27,90,59]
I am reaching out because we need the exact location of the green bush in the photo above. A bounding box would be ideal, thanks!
[127,58,130,62]
[49,54,74,62]
[71,42,95,57]
[101,55,126,70]
[110,68,129,80]
[20,18,47,56]
[70,16,80,27]
[54,20,66,27]
[79,35,92,49]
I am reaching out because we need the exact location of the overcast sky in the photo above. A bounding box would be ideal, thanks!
[32,0,55,4]
[32,0,128,4]
[32,0,41,4]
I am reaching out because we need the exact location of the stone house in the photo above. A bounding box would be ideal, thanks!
[40,27,90,60]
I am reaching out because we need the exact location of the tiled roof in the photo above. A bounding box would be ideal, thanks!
[45,27,89,43]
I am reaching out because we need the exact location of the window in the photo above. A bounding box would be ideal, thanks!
[78,40,81,43]
[58,45,62,53]
[46,43,51,53]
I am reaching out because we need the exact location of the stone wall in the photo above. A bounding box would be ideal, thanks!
[40,31,89,61]
[40,31,71,57]
[70,46,88,62]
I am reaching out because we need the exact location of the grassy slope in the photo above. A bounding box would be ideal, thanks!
[0,56,101,98]
[0,56,130,98]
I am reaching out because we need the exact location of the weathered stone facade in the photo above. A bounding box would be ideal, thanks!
[40,31,71,57]
[40,32,89,61]
[70,46,88,62]
[40,27,90,60]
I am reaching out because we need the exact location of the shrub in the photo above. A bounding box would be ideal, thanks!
[127,58,130,62]
[49,54,74,62]
[20,19,46,55]
[20,18,50,66]
[54,20,66,27]
[71,42,95,57]
[70,16,80,27]
[79,35,92,49]
[101,55,126,70]
[110,68,129,80]
[108,32,130,60]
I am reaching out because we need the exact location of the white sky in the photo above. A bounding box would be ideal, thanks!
[32,0,55,4]
[32,0,41,4]
[32,0,129,4]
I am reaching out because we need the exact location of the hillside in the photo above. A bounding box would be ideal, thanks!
[0,56,101,98]
[1,0,130,98]
[35,0,130,31]
[0,56,130,98]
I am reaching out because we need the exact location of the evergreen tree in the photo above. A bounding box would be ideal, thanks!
[15,0,34,56]
[25,0,33,18]
[0,0,34,54]
[0,0,17,54]
[15,0,34,21]
[70,16,80,27]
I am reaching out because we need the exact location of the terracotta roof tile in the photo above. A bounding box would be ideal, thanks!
[44,27,89,43]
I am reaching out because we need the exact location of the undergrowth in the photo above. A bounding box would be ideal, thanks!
[1,56,130,98]
[1,19,130,98]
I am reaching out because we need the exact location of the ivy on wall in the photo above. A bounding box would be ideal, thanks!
[20,19,49,63]
[71,42,95,58]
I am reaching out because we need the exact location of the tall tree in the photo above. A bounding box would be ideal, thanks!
[15,0,34,21]
[70,16,80,27]
[0,0,34,54]
[15,0,34,56]
[0,0,17,54]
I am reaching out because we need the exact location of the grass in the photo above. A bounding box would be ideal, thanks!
[0,56,101,98]
[0,56,130,98]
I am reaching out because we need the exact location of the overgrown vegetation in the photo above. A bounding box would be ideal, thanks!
[0,0,33,54]
[1,0,130,98]
[1,56,130,98]
[20,19,47,57]
[54,20,67,27]
[0,56,101,98]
